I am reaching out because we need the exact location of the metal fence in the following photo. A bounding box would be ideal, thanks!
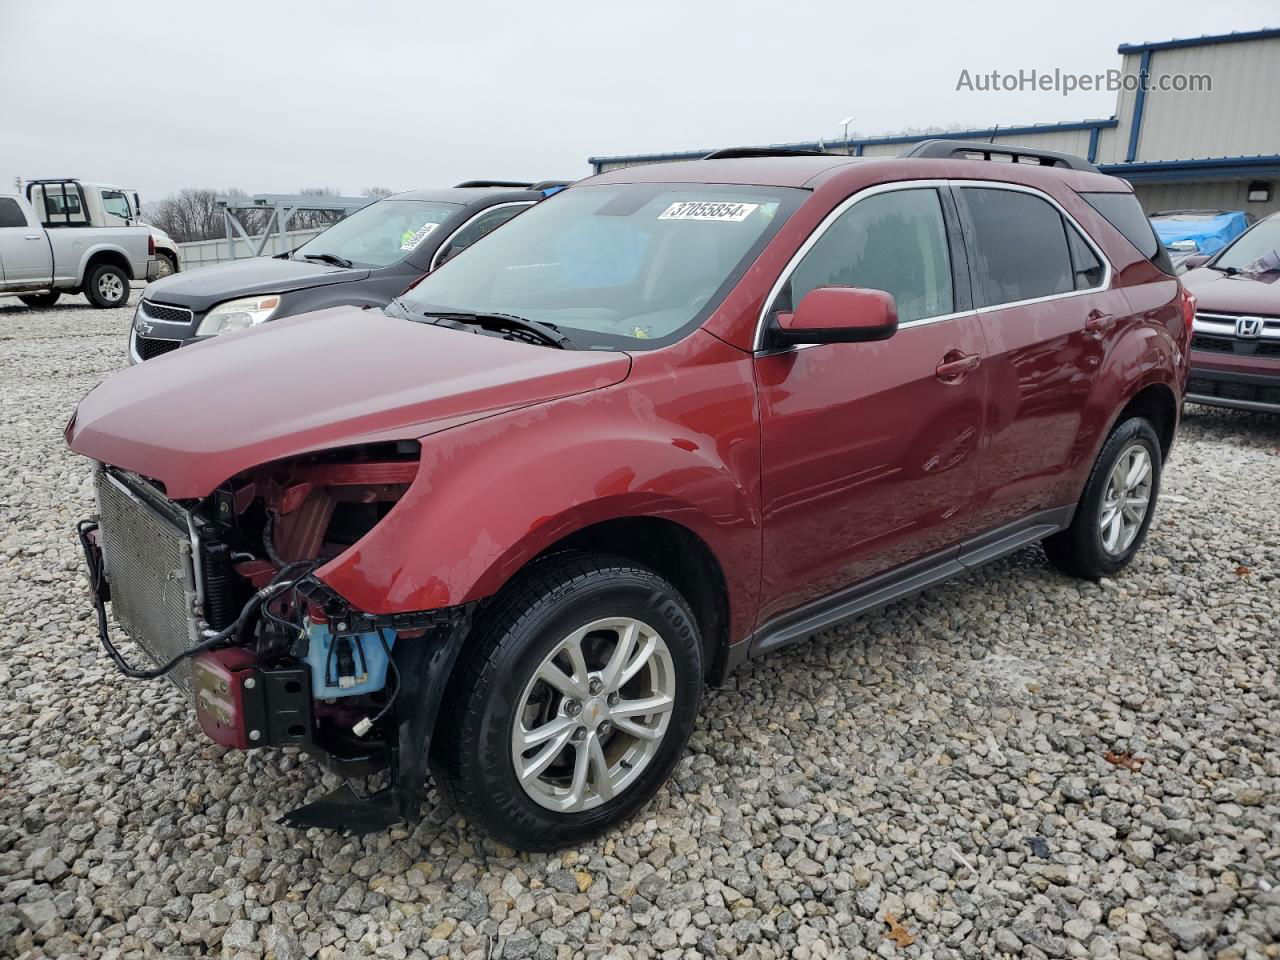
[175,228,327,271]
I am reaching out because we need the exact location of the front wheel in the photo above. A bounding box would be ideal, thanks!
[85,264,130,308]
[1044,417,1162,579]
[431,553,703,850]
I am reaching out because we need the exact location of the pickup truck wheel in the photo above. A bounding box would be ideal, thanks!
[155,254,177,278]
[86,264,129,308]
[1043,417,1162,580]
[18,292,60,308]
[431,553,703,851]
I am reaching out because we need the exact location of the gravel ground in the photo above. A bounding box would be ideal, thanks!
[1,293,1277,960]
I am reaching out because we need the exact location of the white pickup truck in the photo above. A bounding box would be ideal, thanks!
[27,179,182,278]
[0,190,159,308]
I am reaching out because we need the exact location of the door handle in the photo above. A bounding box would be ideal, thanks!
[936,351,981,382]
[1085,309,1114,334]
[25,235,41,240]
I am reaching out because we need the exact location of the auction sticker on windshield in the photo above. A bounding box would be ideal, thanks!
[658,201,760,222]
[400,222,439,251]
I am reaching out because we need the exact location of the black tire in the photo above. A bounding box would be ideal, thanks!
[156,253,178,278]
[85,263,130,308]
[18,292,60,308]
[431,552,703,851]
[1043,417,1162,579]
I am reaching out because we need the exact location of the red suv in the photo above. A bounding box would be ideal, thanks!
[68,141,1192,850]
[1179,210,1280,412]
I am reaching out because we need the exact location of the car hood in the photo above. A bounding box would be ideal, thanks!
[143,256,370,311]
[67,306,632,498]
[1181,267,1280,316]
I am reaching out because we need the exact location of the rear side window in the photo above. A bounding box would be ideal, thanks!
[1080,191,1175,275]
[782,187,954,324]
[1066,226,1104,290]
[0,198,26,228]
[962,188,1074,306]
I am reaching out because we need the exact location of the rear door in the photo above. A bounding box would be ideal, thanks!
[754,184,988,624]
[954,183,1126,531]
[0,197,52,285]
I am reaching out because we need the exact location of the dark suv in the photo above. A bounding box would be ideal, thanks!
[69,141,1191,850]
[129,181,566,361]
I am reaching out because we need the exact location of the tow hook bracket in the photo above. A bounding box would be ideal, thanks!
[277,783,400,835]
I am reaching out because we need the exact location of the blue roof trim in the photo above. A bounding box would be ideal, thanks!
[1126,50,1152,163]
[587,119,1118,168]
[1100,155,1280,183]
[1118,27,1280,54]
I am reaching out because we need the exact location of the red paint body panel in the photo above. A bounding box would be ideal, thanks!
[754,316,987,623]
[67,307,630,498]
[318,330,765,641]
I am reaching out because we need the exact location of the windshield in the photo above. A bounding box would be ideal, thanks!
[397,183,801,349]
[1214,218,1280,274]
[293,199,461,268]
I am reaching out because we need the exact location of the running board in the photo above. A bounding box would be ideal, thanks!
[745,506,1074,661]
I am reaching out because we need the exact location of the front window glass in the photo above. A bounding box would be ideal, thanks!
[398,184,801,349]
[1213,219,1280,274]
[293,199,461,268]
[101,190,132,220]
[434,204,531,267]
[779,188,954,323]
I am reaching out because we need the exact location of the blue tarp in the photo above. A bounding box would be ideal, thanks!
[1151,211,1251,255]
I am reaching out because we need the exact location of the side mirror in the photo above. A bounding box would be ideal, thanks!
[1181,254,1211,271]
[769,286,898,347]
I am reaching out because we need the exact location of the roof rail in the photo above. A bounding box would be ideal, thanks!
[902,139,1100,174]
[453,179,535,188]
[530,180,573,192]
[702,146,830,160]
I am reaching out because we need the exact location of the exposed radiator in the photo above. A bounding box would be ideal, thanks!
[95,470,201,693]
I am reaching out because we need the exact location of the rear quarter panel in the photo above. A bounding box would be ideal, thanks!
[316,330,765,643]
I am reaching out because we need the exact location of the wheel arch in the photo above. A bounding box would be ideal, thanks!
[78,247,135,285]
[1111,381,1178,460]
[524,516,735,685]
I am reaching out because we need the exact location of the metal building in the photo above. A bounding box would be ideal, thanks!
[587,27,1280,217]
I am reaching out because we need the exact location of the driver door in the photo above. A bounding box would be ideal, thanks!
[754,185,988,626]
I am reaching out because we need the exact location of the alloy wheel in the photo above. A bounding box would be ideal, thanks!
[1099,443,1153,555]
[511,616,675,813]
[98,273,125,303]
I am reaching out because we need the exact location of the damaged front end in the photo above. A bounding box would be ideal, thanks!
[77,442,471,834]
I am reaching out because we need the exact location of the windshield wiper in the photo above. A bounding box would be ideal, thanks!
[302,253,354,268]
[415,311,579,350]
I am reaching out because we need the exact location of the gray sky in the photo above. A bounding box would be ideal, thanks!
[3,0,1275,201]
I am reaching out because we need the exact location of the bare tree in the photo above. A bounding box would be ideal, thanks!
[363,186,394,199]
[147,187,268,242]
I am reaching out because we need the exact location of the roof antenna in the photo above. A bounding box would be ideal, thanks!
[989,125,999,143]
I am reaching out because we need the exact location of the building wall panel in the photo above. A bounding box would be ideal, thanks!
[1136,38,1280,161]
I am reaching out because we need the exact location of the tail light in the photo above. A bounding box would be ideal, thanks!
[148,233,156,256]
[1180,286,1197,332]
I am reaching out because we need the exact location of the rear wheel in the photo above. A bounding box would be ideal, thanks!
[155,254,177,278]
[431,553,703,850]
[18,292,60,308]
[1044,417,1162,579]
[85,264,129,308]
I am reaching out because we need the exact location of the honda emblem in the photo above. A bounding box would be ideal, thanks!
[1234,316,1264,338]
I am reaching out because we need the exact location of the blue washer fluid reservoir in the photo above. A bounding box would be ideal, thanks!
[304,621,396,700]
